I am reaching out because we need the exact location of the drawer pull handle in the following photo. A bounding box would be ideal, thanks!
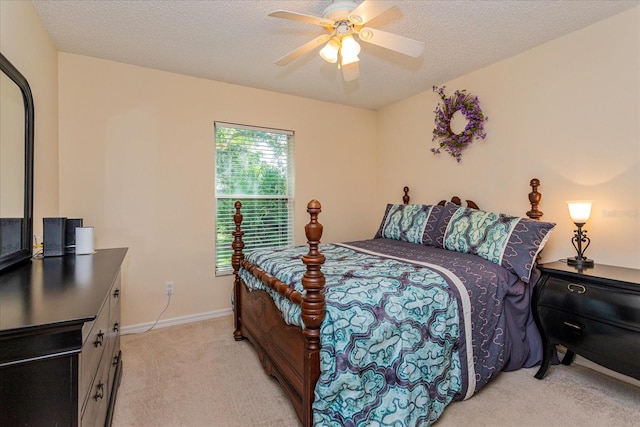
[113,288,120,298]
[567,283,586,294]
[113,355,119,367]
[94,382,104,401]
[113,322,119,332]
[563,321,583,331]
[94,331,104,347]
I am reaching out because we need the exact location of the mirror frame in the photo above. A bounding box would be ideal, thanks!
[0,52,34,272]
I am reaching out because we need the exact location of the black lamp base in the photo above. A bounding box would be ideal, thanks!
[567,257,594,268]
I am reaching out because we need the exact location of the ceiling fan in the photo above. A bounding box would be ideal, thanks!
[269,0,425,82]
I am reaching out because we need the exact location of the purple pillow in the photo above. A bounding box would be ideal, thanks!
[422,203,461,248]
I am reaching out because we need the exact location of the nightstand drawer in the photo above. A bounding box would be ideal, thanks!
[538,276,640,331]
[538,307,640,379]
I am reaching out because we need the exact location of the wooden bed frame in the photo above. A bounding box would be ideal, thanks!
[232,178,544,426]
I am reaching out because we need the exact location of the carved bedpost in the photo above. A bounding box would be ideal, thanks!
[403,186,410,204]
[232,201,245,341]
[301,200,326,427]
[527,178,543,220]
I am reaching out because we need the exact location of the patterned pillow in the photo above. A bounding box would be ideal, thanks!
[422,203,461,248]
[443,205,555,283]
[374,204,433,244]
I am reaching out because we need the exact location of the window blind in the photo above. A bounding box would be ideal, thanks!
[214,122,294,275]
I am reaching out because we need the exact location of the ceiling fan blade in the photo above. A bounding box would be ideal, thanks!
[341,61,359,82]
[348,1,394,26]
[357,27,425,58]
[274,34,331,66]
[269,10,334,27]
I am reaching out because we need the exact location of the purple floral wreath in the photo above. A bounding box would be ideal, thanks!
[431,85,487,163]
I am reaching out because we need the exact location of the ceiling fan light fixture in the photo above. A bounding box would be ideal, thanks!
[319,37,340,63]
[340,34,360,58]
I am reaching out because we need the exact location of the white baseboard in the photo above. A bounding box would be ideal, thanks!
[121,308,233,335]
[557,348,640,388]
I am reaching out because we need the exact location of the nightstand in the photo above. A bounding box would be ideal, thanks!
[532,261,640,380]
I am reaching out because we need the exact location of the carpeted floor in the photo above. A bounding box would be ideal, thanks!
[112,315,640,427]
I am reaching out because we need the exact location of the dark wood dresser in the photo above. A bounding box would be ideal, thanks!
[0,248,127,426]
[533,261,640,380]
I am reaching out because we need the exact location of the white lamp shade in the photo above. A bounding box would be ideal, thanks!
[567,201,593,222]
[340,34,361,65]
[319,37,340,63]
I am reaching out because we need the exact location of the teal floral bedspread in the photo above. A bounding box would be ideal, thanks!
[239,242,479,426]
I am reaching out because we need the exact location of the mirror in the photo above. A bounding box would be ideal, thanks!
[0,53,34,271]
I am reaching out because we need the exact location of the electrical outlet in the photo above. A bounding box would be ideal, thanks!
[165,281,174,295]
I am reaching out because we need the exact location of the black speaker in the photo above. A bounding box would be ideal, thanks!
[64,218,83,254]
[0,218,22,256]
[43,217,66,257]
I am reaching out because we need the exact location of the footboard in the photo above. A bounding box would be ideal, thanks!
[232,200,325,427]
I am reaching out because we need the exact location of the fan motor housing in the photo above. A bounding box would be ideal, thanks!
[322,0,358,20]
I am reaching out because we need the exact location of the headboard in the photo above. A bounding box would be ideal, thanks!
[402,178,543,220]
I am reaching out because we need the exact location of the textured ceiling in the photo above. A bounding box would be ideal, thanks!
[32,0,638,110]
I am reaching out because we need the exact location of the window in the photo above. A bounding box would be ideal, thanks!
[214,122,294,276]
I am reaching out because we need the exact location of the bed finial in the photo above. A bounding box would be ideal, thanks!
[232,201,245,270]
[301,199,325,338]
[527,178,543,220]
[403,187,410,204]
[232,201,245,341]
[301,199,326,426]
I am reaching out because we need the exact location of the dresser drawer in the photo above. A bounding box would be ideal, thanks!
[538,276,640,331]
[107,349,122,404]
[79,300,110,407]
[110,273,121,322]
[538,306,640,379]
[109,284,121,355]
[106,274,121,374]
[81,350,110,427]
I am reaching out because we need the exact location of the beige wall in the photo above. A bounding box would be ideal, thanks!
[0,0,59,236]
[377,7,640,269]
[57,54,379,327]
